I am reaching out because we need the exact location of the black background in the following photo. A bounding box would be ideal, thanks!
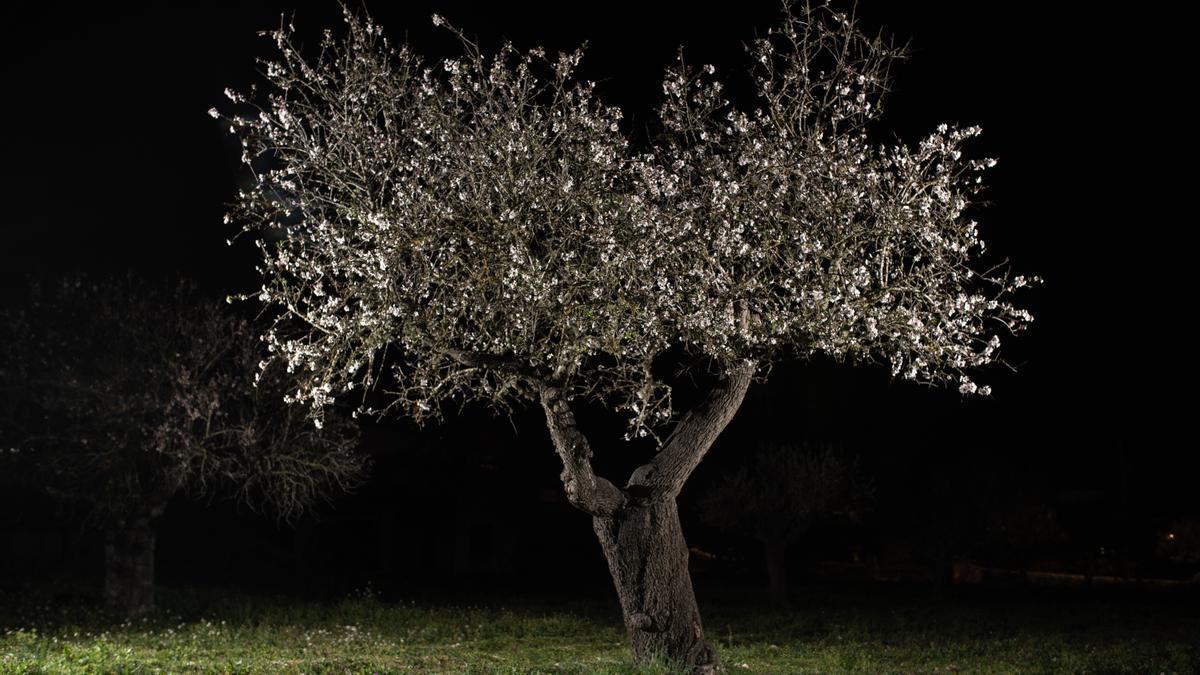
[0,1,1194,593]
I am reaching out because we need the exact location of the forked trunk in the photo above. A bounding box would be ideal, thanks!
[539,362,755,674]
[103,512,159,618]
[594,500,718,673]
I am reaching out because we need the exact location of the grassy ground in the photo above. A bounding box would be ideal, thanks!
[1,583,1197,673]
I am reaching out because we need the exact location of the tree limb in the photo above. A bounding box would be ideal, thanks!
[628,361,755,499]
[539,385,626,517]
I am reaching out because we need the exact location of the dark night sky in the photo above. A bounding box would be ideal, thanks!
[0,2,1194,517]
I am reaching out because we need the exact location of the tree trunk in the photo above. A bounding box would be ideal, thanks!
[103,512,159,618]
[594,500,718,673]
[539,361,755,674]
[763,537,790,608]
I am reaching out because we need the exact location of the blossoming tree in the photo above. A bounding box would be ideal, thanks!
[0,278,366,617]
[217,3,1035,670]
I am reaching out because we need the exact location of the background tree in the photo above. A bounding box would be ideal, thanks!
[216,2,1036,670]
[0,277,367,617]
[698,441,872,607]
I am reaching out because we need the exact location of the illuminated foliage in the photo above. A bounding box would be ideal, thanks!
[217,3,1035,438]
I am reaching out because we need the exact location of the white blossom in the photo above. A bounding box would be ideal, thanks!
[217,3,1037,439]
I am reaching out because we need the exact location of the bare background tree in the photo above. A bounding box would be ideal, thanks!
[0,277,367,617]
[698,441,872,607]
[216,2,1036,670]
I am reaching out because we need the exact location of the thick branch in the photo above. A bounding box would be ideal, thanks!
[540,385,626,517]
[629,361,755,499]
[444,348,539,398]
[443,348,518,372]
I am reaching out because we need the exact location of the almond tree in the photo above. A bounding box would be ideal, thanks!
[0,278,366,617]
[217,3,1036,670]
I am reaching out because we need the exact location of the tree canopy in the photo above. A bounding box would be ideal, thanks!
[217,2,1036,442]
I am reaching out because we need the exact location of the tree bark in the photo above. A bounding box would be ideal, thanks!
[103,509,161,618]
[594,500,719,672]
[762,537,791,608]
[540,362,754,673]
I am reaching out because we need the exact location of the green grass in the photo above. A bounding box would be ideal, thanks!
[1,584,1197,673]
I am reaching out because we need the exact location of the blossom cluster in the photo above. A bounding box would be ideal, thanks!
[219,3,1037,441]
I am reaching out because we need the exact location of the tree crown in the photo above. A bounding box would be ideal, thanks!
[218,2,1036,441]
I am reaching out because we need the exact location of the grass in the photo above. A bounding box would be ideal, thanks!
[1,583,1197,673]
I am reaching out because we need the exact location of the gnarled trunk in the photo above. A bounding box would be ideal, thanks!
[103,510,161,618]
[594,500,718,672]
[540,362,754,673]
